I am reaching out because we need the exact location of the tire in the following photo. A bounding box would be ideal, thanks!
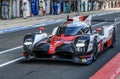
[22,51,31,61]
[92,38,98,61]
[110,30,116,48]
[20,55,31,63]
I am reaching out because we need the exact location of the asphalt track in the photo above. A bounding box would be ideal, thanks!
[0,12,120,79]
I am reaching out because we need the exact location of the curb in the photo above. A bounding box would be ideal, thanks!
[0,11,120,34]
[90,53,120,79]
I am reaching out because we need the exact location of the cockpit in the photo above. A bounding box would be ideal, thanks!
[55,22,89,36]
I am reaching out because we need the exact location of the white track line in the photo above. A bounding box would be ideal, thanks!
[0,46,22,55]
[0,57,24,68]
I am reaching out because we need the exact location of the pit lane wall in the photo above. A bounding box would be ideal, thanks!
[90,53,120,79]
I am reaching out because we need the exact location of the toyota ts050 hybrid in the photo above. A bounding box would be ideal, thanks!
[22,15,116,64]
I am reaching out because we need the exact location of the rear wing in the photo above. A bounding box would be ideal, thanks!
[67,15,92,27]
[67,15,117,27]
[80,15,117,26]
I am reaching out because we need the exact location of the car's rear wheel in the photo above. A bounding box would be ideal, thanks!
[110,30,116,48]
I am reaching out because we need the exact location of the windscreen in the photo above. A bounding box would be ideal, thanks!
[56,26,82,36]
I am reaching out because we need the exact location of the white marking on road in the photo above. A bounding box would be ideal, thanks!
[0,46,22,55]
[0,57,24,68]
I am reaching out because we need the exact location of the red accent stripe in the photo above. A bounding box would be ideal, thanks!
[48,41,63,54]
[99,40,103,51]
[89,53,120,79]
[48,35,76,54]
[107,37,112,47]
[22,52,27,56]
[79,54,91,58]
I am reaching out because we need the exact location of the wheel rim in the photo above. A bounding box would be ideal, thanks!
[112,33,116,46]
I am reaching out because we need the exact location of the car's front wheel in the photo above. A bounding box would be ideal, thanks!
[92,38,98,61]
[22,52,32,61]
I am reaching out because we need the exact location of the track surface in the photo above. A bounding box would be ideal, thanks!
[0,12,120,79]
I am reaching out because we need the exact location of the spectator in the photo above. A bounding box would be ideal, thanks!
[57,1,61,15]
[65,1,70,13]
[105,1,109,9]
[53,1,55,14]
[88,1,92,11]
[2,0,8,20]
[71,2,74,12]
[53,1,58,15]
[101,1,105,10]
[116,1,118,7]
[109,0,112,8]
[118,1,120,7]
[39,1,43,16]
[82,1,86,12]
[96,1,99,10]
[113,1,115,8]
[98,1,101,10]
[93,1,97,11]
[43,1,46,15]
[22,2,27,19]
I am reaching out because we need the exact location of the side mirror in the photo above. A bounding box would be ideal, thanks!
[96,28,103,35]
[39,27,45,33]
[79,16,85,21]
[96,28,102,32]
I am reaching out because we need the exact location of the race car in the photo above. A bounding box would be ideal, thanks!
[22,15,116,64]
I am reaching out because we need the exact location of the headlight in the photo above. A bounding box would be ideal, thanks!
[76,43,85,47]
[24,42,32,45]
[24,38,33,46]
